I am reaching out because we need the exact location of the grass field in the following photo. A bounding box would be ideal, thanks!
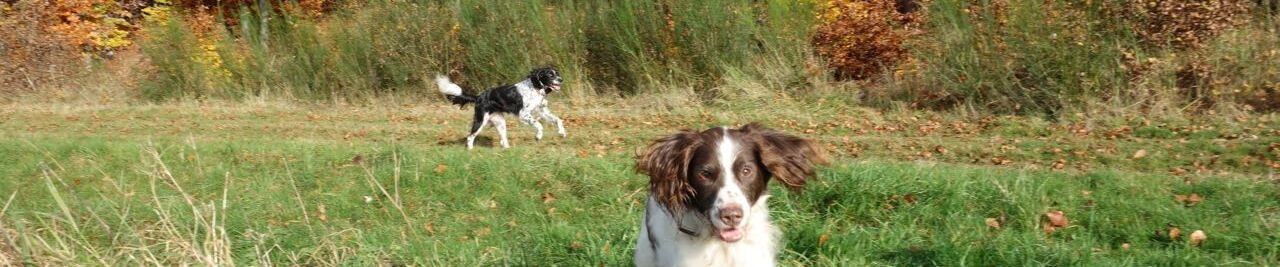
[1,100,1279,265]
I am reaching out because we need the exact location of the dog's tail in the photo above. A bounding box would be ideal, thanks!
[435,75,477,107]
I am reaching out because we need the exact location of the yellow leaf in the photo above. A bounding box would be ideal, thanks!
[985,218,1001,229]
[1189,230,1206,246]
[1132,149,1148,159]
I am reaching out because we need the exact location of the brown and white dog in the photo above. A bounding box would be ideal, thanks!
[634,123,827,267]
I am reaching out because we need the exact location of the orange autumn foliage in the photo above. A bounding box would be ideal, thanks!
[811,0,926,80]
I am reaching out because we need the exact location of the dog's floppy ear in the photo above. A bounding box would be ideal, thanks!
[742,123,829,191]
[636,130,703,213]
[528,68,546,88]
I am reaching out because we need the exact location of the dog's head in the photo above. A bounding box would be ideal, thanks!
[528,67,563,93]
[637,123,827,242]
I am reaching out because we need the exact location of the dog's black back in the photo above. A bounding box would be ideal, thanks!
[474,85,524,115]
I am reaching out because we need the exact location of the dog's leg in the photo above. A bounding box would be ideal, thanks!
[533,121,545,141]
[489,113,510,148]
[520,109,544,141]
[539,106,566,138]
[466,110,491,150]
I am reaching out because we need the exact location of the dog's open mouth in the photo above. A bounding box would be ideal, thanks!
[717,227,744,242]
[549,82,562,92]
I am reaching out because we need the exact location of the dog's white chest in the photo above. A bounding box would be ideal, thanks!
[516,83,547,109]
[635,197,780,267]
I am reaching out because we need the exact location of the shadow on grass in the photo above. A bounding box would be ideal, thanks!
[437,136,494,148]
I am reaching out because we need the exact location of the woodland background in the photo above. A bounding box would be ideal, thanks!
[2,0,1277,116]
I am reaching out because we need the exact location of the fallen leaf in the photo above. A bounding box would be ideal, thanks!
[1169,226,1182,241]
[1132,149,1148,159]
[424,222,436,235]
[1121,243,1131,251]
[1189,230,1206,246]
[1175,193,1203,207]
[1186,194,1202,207]
[1043,221,1057,235]
[903,194,917,204]
[985,218,1002,229]
[542,192,557,203]
[818,234,830,246]
[352,154,364,165]
[1045,210,1069,227]
[434,164,448,174]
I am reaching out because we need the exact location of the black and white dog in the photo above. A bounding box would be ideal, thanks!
[435,67,566,149]
[634,124,827,266]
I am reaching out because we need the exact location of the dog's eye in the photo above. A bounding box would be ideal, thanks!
[740,167,752,176]
[698,169,714,180]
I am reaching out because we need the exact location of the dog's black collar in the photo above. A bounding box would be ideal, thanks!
[667,206,701,237]
[678,226,698,236]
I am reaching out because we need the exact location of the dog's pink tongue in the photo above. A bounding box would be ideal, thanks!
[718,228,744,242]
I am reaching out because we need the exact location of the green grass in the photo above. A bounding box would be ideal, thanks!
[1,102,1277,265]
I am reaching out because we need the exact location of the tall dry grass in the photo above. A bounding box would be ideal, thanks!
[0,141,368,265]
[135,0,817,102]
[15,0,1276,115]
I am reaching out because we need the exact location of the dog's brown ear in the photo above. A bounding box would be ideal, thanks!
[636,130,703,213]
[742,123,829,191]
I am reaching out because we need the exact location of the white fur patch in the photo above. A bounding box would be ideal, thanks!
[436,75,463,96]
[711,128,751,229]
[635,196,779,267]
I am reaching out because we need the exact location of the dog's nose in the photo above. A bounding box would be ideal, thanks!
[719,206,743,226]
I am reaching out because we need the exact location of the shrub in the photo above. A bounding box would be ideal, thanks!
[811,0,924,80]
[0,0,82,95]
[1190,15,1280,111]
[131,0,817,101]
[1128,0,1252,49]
[912,0,1132,116]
